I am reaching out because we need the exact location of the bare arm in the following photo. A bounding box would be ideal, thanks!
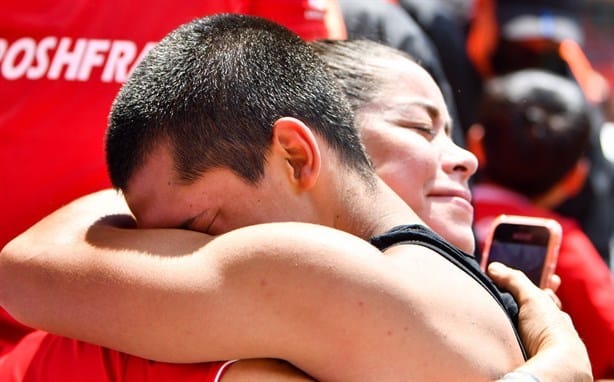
[1,190,527,380]
[221,265,594,382]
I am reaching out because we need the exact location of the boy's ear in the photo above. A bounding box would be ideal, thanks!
[271,117,321,190]
[466,124,487,167]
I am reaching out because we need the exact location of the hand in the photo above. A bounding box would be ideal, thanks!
[488,262,592,382]
[543,273,561,309]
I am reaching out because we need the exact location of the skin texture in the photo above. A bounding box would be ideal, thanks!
[124,135,322,235]
[0,190,527,381]
[355,57,478,253]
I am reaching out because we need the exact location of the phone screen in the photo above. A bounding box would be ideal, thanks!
[487,223,551,285]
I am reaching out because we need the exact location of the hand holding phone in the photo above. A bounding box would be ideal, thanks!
[480,215,562,288]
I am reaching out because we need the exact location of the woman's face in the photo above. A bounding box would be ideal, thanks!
[357,58,478,253]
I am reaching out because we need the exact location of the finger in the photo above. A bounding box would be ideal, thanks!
[545,273,561,292]
[487,262,537,303]
[543,288,562,309]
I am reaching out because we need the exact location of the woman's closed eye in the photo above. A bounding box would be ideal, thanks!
[398,122,436,139]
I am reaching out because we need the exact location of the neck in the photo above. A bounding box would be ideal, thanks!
[331,177,425,240]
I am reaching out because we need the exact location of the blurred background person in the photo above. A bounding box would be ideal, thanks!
[465,0,614,266]
[468,69,614,379]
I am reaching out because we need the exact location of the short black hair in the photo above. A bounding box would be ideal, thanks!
[477,69,591,197]
[106,14,373,190]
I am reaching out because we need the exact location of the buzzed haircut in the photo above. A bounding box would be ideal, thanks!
[477,69,591,197]
[106,14,374,190]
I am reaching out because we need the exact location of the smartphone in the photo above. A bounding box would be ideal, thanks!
[480,215,562,288]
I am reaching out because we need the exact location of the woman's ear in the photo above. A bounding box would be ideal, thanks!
[271,117,321,190]
[466,124,487,167]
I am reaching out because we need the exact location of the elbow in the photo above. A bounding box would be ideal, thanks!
[0,239,20,305]
[0,236,39,323]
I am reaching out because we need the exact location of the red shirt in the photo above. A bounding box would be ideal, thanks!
[0,0,339,357]
[0,331,234,382]
[473,183,614,379]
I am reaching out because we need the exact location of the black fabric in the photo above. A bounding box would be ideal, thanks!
[369,224,528,360]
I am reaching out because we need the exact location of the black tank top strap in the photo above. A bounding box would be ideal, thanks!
[369,224,528,360]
